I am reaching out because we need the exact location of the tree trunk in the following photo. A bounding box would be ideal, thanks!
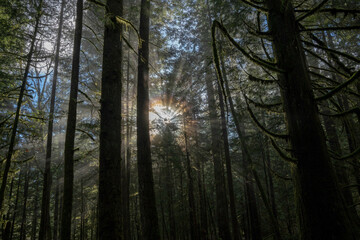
[122,37,132,240]
[39,1,65,239]
[31,180,39,240]
[0,0,43,211]
[183,117,199,240]
[10,172,22,240]
[98,0,123,240]
[137,0,160,239]
[53,181,59,240]
[204,70,231,240]
[242,150,262,240]
[266,0,357,238]
[19,168,30,240]
[217,54,241,240]
[60,0,83,239]
[98,0,123,239]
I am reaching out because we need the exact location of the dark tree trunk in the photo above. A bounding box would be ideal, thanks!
[31,180,39,240]
[60,0,83,239]
[266,0,357,239]
[19,169,30,240]
[39,1,65,239]
[183,118,199,240]
[242,150,262,240]
[10,172,22,240]
[122,38,132,240]
[0,0,43,210]
[53,181,59,240]
[218,50,263,240]
[194,129,208,240]
[137,0,160,239]
[98,0,123,239]
[217,57,240,240]
[2,178,14,240]
[204,71,231,240]
[80,179,85,240]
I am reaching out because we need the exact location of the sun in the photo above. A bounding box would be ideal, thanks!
[149,103,178,123]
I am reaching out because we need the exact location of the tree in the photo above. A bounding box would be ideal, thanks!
[60,0,83,239]
[39,1,66,239]
[98,0,123,239]
[137,0,160,239]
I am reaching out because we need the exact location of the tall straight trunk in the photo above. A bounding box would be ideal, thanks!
[122,37,132,240]
[39,1,65,239]
[198,160,208,240]
[266,0,357,239]
[31,181,39,240]
[53,181,59,240]
[60,0,83,239]
[242,147,262,240]
[204,71,231,240]
[19,169,30,240]
[194,123,208,240]
[165,157,176,240]
[10,172,22,240]
[219,52,264,240]
[264,136,278,219]
[0,0,43,210]
[136,0,160,239]
[183,118,199,240]
[98,0,123,239]
[80,179,85,240]
[2,178,14,240]
[217,55,240,240]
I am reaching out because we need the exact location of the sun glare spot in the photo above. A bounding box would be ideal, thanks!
[149,104,177,123]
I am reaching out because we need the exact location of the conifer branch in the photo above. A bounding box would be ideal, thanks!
[300,25,360,32]
[320,107,360,122]
[303,40,360,63]
[316,70,360,101]
[240,0,268,12]
[245,97,288,140]
[248,74,276,85]
[296,0,330,22]
[212,20,284,73]
[270,139,297,164]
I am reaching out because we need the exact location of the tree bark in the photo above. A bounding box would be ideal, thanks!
[39,1,65,239]
[217,54,241,240]
[19,168,30,240]
[98,0,123,239]
[53,180,59,240]
[122,36,132,240]
[204,70,231,240]
[183,117,199,240]
[10,172,22,240]
[31,180,39,240]
[60,0,83,239]
[266,0,357,238]
[137,0,160,239]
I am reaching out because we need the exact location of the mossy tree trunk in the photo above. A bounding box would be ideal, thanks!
[266,0,357,239]
[98,0,123,239]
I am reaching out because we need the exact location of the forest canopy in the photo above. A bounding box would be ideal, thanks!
[0,0,359,239]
